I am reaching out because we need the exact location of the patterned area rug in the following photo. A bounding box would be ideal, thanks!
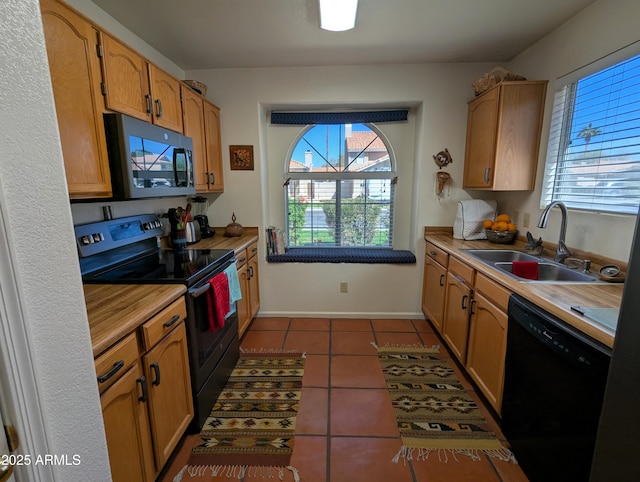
[175,353,305,481]
[376,346,516,464]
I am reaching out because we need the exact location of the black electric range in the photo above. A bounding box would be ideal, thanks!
[75,213,240,431]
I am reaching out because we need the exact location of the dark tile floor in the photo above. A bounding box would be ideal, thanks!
[160,317,529,482]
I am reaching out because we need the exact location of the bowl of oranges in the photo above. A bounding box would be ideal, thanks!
[483,214,518,244]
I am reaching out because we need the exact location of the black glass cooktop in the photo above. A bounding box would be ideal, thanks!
[82,248,234,286]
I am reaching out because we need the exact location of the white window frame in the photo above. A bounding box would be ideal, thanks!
[541,46,640,215]
[285,123,397,248]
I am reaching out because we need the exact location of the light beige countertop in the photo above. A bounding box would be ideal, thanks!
[167,227,259,256]
[424,229,622,348]
[84,283,187,357]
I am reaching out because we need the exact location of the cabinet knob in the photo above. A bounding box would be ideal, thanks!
[429,250,437,256]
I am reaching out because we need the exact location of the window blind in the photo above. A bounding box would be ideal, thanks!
[542,53,640,214]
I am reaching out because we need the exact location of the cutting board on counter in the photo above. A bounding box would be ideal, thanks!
[571,306,620,331]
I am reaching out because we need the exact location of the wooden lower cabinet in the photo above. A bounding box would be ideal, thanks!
[143,322,193,469]
[101,363,155,482]
[97,298,192,480]
[441,257,475,364]
[422,255,447,333]
[442,271,473,363]
[236,242,260,337]
[465,274,511,414]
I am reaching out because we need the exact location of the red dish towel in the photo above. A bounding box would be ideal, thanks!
[512,261,539,280]
[206,272,230,332]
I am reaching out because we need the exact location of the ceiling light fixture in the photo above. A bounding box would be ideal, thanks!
[319,0,358,32]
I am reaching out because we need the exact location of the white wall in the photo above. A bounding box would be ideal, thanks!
[501,0,640,262]
[187,63,495,317]
[0,0,110,479]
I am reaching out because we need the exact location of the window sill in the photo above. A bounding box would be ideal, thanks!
[267,247,416,264]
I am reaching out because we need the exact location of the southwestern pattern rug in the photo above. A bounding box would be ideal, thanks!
[175,353,305,481]
[376,345,516,465]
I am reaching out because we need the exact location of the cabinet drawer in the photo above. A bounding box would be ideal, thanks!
[425,242,449,268]
[448,256,475,286]
[141,297,187,351]
[95,331,139,393]
[235,248,248,268]
[475,273,511,312]
[247,241,258,260]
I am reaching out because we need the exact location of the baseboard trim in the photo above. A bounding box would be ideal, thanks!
[256,310,424,319]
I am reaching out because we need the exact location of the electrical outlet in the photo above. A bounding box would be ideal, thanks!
[340,281,348,293]
[523,212,531,228]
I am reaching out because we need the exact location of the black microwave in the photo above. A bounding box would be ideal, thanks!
[104,113,196,200]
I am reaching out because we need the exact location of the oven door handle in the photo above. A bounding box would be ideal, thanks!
[189,284,211,298]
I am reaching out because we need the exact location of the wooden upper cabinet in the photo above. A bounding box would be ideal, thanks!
[202,100,225,192]
[40,0,112,199]
[463,81,548,191]
[99,33,183,133]
[182,86,207,187]
[148,65,184,132]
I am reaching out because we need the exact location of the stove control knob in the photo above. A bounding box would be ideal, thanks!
[80,235,91,245]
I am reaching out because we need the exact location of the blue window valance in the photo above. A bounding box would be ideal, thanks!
[270,109,409,125]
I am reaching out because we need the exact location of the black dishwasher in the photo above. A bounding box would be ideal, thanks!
[502,294,612,482]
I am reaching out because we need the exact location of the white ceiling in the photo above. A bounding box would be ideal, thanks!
[90,0,597,70]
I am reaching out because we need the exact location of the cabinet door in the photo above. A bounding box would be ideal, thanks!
[462,87,499,189]
[236,263,251,337]
[40,0,112,199]
[442,273,473,364]
[247,255,260,320]
[182,87,206,189]
[143,322,193,469]
[101,363,155,482]
[100,33,152,123]
[492,82,547,191]
[148,64,183,132]
[202,101,224,192]
[422,257,447,334]
[466,292,508,414]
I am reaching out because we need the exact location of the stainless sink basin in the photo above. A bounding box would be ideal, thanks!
[462,249,541,263]
[462,249,599,283]
[494,262,598,282]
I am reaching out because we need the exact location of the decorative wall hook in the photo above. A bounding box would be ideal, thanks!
[433,148,453,169]
[436,171,451,197]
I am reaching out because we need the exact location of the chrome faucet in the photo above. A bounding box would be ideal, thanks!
[537,201,572,264]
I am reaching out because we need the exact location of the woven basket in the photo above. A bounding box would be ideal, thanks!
[183,79,207,96]
[473,67,526,96]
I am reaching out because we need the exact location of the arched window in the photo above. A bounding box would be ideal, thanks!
[285,123,396,247]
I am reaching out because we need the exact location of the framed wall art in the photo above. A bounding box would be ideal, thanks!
[229,145,254,170]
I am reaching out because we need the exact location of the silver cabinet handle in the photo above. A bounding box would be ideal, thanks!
[439,274,445,287]
[155,99,163,118]
[145,94,152,114]
[483,167,491,183]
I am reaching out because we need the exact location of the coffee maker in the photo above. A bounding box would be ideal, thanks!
[192,196,215,238]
